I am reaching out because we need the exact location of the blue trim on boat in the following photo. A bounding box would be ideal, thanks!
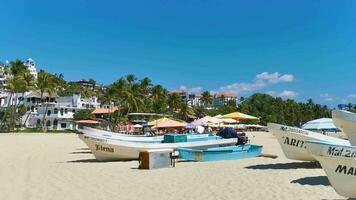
[178,145,263,162]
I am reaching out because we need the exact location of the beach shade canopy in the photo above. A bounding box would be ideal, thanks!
[214,114,223,119]
[302,118,338,131]
[75,120,100,125]
[221,118,238,124]
[222,112,259,120]
[148,117,170,126]
[133,124,143,128]
[191,116,222,126]
[152,119,187,128]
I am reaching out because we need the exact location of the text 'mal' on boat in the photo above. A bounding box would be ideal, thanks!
[306,140,356,198]
[267,123,349,161]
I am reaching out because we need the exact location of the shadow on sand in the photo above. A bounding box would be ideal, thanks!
[76,147,90,151]
[245,162,320,170]
[67,158,137,163]
[70,151,92,154]
[291,176,330,186]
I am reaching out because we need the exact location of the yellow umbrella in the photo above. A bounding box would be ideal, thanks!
[148,117,170,126]
[222,112,259,120]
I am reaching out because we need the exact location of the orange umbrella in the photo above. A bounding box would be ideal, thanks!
[153,119,186,128]
[222,112,259,120]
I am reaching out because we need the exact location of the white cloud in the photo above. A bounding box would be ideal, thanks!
[179,85,203,93]
[320,93,333,101]
[348,94,356,98]
[278,90,298,99]
[256,72,294,84]
[265,91,276,96]
[219,72,294,94]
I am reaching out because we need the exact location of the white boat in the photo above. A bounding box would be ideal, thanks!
[332,110,356,145]
[306,141,356,198]
[80,133,238,161]
[78,127,210,143]
[267,123,349,161]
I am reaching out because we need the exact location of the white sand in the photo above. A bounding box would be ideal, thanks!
[0,132,345,200]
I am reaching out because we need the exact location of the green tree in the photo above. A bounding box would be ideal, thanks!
[73,109,95,121]
[37,71,56,130]
[168,93,182,113]
[201,91,212,107]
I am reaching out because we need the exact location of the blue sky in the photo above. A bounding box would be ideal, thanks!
[1,0,356,107]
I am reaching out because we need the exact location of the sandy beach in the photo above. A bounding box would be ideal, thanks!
[0,132,345,200]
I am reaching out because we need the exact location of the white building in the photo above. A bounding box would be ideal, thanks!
[20,92,100,130]
[24,58,38,79]
[212,93,238,107]
[25,106,81,130]
[0,65,10,92]
[169,90,203,106]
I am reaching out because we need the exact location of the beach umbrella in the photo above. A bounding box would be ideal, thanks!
[302,118,338,131]
[148,117,170,126]
[221,118,238,124]
[152,119,187,128]
[75,120,100,125]
[222,112,259,120]
[191,116,222,126]
[133,124,143,128]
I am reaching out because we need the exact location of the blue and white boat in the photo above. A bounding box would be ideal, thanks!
[178,145,262,162]
[79,133,238,161]
[78,127,214,143]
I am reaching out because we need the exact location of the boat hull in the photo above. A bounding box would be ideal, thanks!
[78,127,211,143]
[80,134,238,161]
[178,145,262,162]
[306,141,356,198]
[268,123,349,161]
[332,110,356,145]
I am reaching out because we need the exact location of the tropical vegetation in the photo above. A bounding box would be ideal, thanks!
[0,59,343,132]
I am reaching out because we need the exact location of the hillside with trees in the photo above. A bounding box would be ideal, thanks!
[0,59,335,131]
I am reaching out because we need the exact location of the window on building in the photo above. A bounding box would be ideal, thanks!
[60,108,64,116]
[61,123,66,128]
[64,109,68,114]
[54,108,58,114]
[47,110,51,116]
[46,120,51,127]
[53,119,58,126]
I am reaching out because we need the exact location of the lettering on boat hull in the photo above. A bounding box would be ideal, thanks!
[280,126,309,135]
[335,165,356,176]
[95,144,114,153]
[283,137,306,149]
[327,147,356,158]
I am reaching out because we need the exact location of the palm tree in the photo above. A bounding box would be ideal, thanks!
[151,85,168,113]
[126,74,137,84]
[9,59,27,76]
[168,93,182,113]
[178,102,193,121]
[21,72,36,126]
[201,91,212,107]
[37,72,56,130]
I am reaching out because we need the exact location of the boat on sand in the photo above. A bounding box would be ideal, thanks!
[78,127,211,143]
[267,123,349,161]
[178,145,262,162]
[332,110,356,145]
[79,133,238,161]
[306,140,356,198]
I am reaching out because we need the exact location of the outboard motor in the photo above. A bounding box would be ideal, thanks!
[236,132,248,145]
[216,127,248,145]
